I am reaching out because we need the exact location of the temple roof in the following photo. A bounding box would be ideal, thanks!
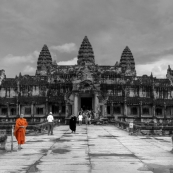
[37,44,52,68]
[120,46,135,72]
[77,36,95,65]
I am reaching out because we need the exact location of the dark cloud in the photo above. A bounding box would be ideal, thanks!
[135,47,173,65]
[1,0,173,77]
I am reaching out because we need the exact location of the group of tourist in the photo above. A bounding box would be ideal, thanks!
[13,109,95,150]
[13,111,54,150]
[69,110,94,133]
[78,110,94,125]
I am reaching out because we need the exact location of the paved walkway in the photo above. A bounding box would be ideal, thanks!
[0,125,173,173]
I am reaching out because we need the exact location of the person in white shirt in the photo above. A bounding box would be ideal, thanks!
[47,112,54,135]
[78,113,83,125]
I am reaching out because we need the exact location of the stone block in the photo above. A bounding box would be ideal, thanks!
[0,135,7,150]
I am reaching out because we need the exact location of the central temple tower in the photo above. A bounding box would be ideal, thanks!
[77,36,95,66]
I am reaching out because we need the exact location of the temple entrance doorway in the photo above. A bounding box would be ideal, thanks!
[81,97,92,111]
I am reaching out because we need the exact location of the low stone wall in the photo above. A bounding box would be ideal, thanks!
[0,130,7,150]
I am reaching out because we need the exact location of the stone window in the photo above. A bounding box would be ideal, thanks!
[62,106,65,113]
[52,105,59,114]
[166,108,171,115]
[143,107,149,115]
[114,107,121,114]
[156,108,162,116]
[10,108,16,115]
[107,106,110,114]
[1,108,7,115]
[131,107,137,115]
[36,107,43,115]
[25,107,31,115]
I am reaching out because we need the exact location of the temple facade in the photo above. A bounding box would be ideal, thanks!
[1,36,173,122]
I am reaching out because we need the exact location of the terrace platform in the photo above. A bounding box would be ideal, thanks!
[0,124,173,173]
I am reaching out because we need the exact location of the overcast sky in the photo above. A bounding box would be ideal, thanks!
[1,0,173,78]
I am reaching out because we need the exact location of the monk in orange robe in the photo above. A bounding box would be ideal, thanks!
[14,114,28,150]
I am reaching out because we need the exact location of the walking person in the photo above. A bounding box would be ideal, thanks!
[85,113,89,125]
[78,113,83,126]
[47,112,54,135]
[69,115,77,133]
[14,114,28,150]
[88,114,91,125]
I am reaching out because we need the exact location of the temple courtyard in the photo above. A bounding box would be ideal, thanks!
[0,125,173,173]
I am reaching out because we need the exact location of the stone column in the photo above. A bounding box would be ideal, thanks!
[110,103,113,116]
[31,101,34,117]
[7,102,10,118]
[16,103,19,117]
[45,99,48,116]
[94,92,99,113]
[139,101,142,120]
[123,97,127,117]
[102,105,105,117]
[19,103,21,115]
[152,104,155,118]
[59,104,62,116]
[74,93,79,116]
[164,102,166,119]
[65,103,69,117]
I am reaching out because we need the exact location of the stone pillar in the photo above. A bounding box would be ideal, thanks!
[102,105,105,117]
[123,97,127,117]
[59,104,62,116]
[31,101,34,117]
[19,104,21,115]
[74,93,79,116]
[110,103,113,116]
[164,102,166,119]
[65,103,69,117]
[16,103,19,116]
[139,101,142,120]
[45,99,48,116]
[94,92,99,113]
[7,102,10,118]
[152,104,155,118]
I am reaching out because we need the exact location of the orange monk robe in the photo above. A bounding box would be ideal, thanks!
[14,118,28,144]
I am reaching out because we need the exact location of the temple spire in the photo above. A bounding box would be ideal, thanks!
[36,44,52,76]
[77,36,95,66]
[120,46,135,73]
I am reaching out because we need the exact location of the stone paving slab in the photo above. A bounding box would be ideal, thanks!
[0,125,173,173]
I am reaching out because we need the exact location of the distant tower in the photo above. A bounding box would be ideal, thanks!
[36,44,52,76]
[120,46,135,73]
[77,36,95,66]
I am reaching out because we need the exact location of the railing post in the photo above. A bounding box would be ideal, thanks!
[171,135,173,151]
[11,125,14,151]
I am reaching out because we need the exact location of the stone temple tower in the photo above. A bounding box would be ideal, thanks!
[36,44,52,76]
[77,36,95,66]
[120,46,136,75]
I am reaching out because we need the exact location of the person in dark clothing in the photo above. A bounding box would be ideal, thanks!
[69,115,77,133]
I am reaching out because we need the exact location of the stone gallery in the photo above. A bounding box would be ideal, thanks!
[0,36,173,122]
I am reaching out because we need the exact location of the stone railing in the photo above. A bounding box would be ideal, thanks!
[114,120,173,136]
[0,130,7,150]
[0,120,60,150]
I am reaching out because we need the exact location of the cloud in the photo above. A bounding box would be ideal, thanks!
[23,65,36,74]
[0,51,39,77]
[1,51,39,64]
[135,47,173,65]
[57,57,77,65]
[136,57,173,78]
[50,43,77,53]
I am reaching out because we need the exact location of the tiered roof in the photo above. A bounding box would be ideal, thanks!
[37,44,52,71]
[120,46,135,72]
[77,36,95,65]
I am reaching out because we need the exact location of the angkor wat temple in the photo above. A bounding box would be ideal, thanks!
[1,36,173,122]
